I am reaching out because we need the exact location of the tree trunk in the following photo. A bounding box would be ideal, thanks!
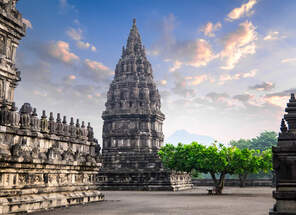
[210,172,225,195]
[239,173,248,187]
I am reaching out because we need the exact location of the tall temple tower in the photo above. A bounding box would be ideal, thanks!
[99,19,192,191]
[0,0,25,108]
[270,94,296,214]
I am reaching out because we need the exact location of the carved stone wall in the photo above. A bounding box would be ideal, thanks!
[0,103,104,214]
[0,1,104,214]
[270,94,296,215]
[99,19,192,191]
[0,0,24,108]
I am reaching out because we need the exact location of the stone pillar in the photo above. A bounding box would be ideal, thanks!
[270,93,296,214]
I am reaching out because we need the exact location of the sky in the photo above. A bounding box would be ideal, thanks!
[14,0,296,144]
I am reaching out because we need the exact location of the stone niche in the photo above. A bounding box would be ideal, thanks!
[270,94,296,215]
[0,103,104,214]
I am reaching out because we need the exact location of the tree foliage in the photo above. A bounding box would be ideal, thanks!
[159,142,272,194]
[230,131,277,151]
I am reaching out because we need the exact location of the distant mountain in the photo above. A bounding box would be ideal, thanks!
[164,129,215,146]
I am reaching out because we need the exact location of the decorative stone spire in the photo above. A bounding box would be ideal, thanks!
[284,93,296,132]
[280,118,287,134]
[124,18,145,58]
[0,0,25,108]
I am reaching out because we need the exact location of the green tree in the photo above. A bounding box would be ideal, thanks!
[230,131,277,151]
[249,131,277,151]
[159,142,236,194]
[229,138,251,149]
[232,148,261,187]
[159,142,273,194]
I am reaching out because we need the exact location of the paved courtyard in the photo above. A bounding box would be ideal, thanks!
[33,187,274,215]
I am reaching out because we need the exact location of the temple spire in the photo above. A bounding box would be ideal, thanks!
[125,18,145,57]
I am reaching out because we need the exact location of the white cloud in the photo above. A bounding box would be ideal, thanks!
[152,15,217,71]
[189,74,208,86]
[160,80,167,85]
[22,18,32,29]
[242,69,257,78]
[227,0,257,21]
[264,31,286,41]
[84,59,109,72]
[200,22,222,37]
[76,41,90,49]
[264,31,279,41]
[66,27,97,52]
[91,46,97,52]
[66,28,82,41]
[169,60,182,72]
[68,75,76,80]
[281,58,296,63]
[219,69,257,85]
[220,21,257,70]
[48,41,79,64]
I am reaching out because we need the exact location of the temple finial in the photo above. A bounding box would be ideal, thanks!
[290,93,295,102]
[133,18,136,26]
[280,118,288,133]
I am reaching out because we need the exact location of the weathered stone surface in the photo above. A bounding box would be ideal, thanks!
[270,93,296,215]
[99,19,192,191]
[0,1,104,214]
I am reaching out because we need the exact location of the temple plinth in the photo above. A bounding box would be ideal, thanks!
[98,19,192,191]
[270,93,296,214]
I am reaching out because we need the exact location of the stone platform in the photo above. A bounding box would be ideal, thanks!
[98,171,193,191]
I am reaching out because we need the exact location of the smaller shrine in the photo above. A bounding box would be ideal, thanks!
[270,93,296,215]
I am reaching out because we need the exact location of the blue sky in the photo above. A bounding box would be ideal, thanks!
[15,0,296,143]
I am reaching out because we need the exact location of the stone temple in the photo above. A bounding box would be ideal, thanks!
[98,19,192,191]
[0,1,103,214]
[270,93,296,215]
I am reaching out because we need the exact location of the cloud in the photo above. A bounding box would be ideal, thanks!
[220,21,257,70]
[186,74,208,86]
[66,27,82,41]
[66,27,97,52]
[242,69,257,78]
[80,59,112,83]
[281,58,296,63]
[160,80,167,85]
[233,94,252,102]
[264,96,289,107]
[76,41,90,49]
[264,31,279,41]
[48,41,79,64]
[68,75,76,80]
[169,60,182,72]
[227,0,257,21]
[218,69,257,84]
[200,22,222,37]
[207,92,229,100]
[22,18,32,29]
[249,82,275,91]
[171,73,196,97]
[91,46,97,52]
[85,59,109,71]
[205,92,245,109]
[59,0,67,8]
[264,88,296,107]
[152,14,217,71]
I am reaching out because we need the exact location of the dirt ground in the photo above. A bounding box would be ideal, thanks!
[33,187,275,215]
